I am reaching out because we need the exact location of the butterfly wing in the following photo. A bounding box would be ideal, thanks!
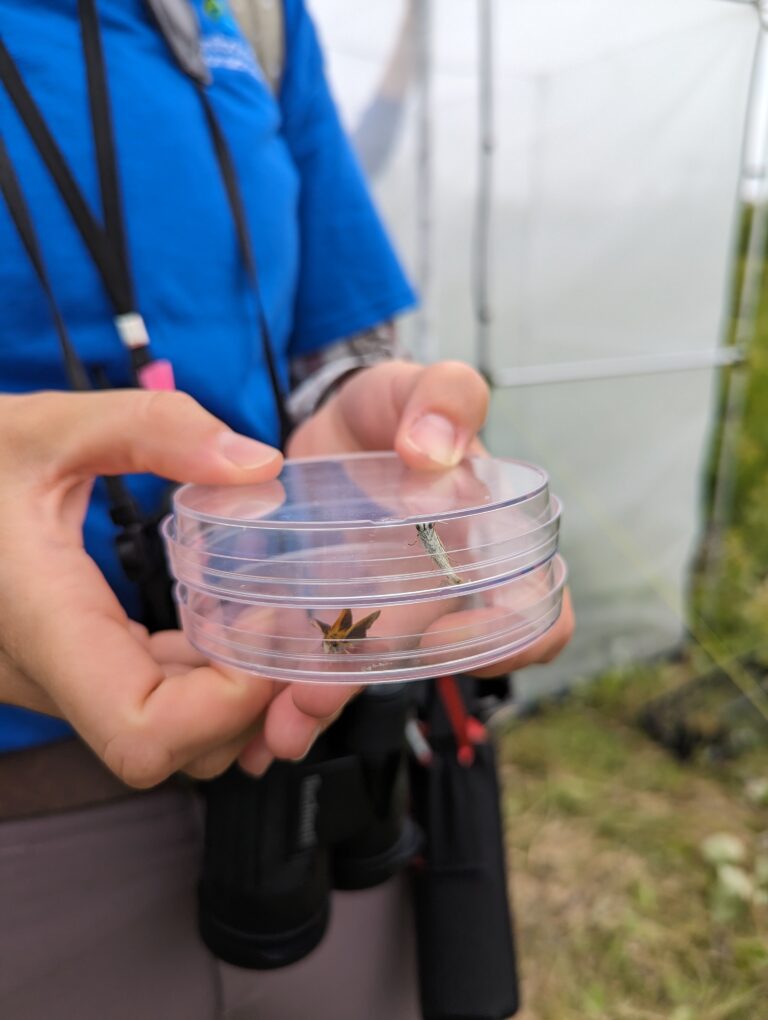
[332,608,353,637]
[315,608,352,639]
[344,610,381,640]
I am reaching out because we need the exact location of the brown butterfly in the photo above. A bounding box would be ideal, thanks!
[312,608,382,654]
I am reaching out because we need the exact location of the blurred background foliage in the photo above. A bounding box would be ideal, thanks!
[694,206,768,663]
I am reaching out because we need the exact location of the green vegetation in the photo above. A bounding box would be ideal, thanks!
[693,205,768,662]
[498,666,768,1020]
[497,203,768,1019]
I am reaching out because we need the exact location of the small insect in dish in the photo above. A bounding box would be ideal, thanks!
[313,608,382,654]
[414,522,464,585]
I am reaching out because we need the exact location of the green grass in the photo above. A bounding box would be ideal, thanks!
[498,668,768,1020]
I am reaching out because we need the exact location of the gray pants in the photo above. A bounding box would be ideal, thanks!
[0,786,421,1020]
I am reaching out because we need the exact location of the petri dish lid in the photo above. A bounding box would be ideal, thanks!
[172,452,551,530]
[166,453,560,604]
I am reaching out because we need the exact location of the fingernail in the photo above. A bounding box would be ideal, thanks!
[217,432,279,470]
[405,414,461,467]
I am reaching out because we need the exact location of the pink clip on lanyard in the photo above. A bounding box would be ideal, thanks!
[115,313,176,391]
[138,359,175,391]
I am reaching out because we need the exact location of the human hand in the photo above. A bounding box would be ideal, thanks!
[287,360,574,672]
[287,359,488,468]
[0,391,357,786]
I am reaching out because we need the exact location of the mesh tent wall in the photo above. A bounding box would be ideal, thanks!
[307,0,757,700]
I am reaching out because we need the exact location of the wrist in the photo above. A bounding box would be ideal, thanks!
[286,321,402,427]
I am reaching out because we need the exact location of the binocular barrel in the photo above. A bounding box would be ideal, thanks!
[198,685,420,970]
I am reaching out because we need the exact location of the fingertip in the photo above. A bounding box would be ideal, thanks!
[264,707,322,761]
[394,362,489,469]
[214,432,284,475]
[238,733,275,777]
[395,421,468,471]
[262,684,356,760]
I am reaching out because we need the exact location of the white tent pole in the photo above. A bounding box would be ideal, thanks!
[412,0,435,362]
[493,348,743,389]
[473,0,495,380]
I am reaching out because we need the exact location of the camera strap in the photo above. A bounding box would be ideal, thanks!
[409,676,521,1020]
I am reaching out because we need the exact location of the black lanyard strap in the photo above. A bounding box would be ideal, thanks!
[0,30,132,317]
[0,0,288,443]
[199,90,291,444]
[0,129,177,628]
[0,132,90,392]
[78,0,131,304]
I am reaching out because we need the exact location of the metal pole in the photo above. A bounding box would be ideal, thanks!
[492,346,744,389]
[473,0,495,380]
[413,0,435,362]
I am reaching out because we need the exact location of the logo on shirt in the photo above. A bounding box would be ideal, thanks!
[198,0,265,84]
[203,0,227,16]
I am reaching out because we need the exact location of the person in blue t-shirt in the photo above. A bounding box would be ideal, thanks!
[0,1,573,1016]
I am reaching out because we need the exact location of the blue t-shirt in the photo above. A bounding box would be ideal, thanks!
[0,0,415,751]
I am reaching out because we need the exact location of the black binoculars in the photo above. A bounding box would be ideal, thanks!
[197,676,521,1020]
[198,682,421,970]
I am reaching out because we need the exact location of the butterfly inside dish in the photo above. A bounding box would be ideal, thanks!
[312,608,382,654]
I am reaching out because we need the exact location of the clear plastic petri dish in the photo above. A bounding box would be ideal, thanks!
[162,452,565,683]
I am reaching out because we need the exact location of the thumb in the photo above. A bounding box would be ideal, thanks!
[9,390,282,484]
[394,361,489,470]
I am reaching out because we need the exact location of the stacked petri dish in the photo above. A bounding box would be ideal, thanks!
[162,452,566,684]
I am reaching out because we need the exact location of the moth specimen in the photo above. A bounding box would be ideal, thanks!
[415,522,463,585]
[313,608,382,654]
